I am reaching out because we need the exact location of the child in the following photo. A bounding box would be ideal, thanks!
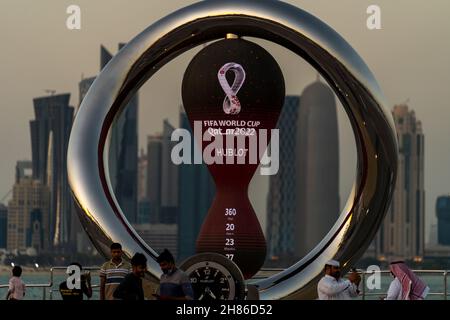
[6,266,26,300]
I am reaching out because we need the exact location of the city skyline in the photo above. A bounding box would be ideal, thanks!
[1,0,450,243]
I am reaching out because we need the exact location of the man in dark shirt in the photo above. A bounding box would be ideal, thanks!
[113,253,147,300]
[59,262,92,301]
[156,249,194,300]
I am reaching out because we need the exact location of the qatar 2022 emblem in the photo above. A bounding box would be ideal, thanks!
[218,62,246,115]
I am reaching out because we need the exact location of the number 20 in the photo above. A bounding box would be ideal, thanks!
[226,223,235,231]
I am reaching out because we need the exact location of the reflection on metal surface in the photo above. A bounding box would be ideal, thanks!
[67,0,397,299]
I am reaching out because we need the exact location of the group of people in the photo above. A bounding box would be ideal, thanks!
[61,243,194,300]
[6,243,193,301]
[5,246,430,300]
[317,259,430,300]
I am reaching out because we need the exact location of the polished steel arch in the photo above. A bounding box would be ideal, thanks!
[67,0,398,300]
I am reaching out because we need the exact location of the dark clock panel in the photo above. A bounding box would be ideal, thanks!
[180,252,247,300]
[189,266,232,301]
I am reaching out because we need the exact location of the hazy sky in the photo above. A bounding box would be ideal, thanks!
[1,0,450,242]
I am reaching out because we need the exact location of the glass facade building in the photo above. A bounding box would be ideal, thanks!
[29,93,74,248]
[266,96,300,263]
[436,195,450,246]
[177,110,215,261]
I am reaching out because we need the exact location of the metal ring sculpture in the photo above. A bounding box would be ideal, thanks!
[67,0,398,300]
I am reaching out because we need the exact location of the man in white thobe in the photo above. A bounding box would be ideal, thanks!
[385,276,403,300]
[317,260,361,300]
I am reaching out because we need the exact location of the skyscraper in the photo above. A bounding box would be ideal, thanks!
[7,174,50,252]
[146,134,162,224]
[138,149,148,202]
[161,120,179,224]
[30,93,74,249]
[376,104,425,261]
[0,203,7,249]
[142,120,179,225]
[161,120,178,208]
[295,80,340,258]
[102,44,139,224]
[137,148,149,224]
[266,96,300,263]
[436,195,450,246]
[177,110,215,260]
[78,76,95,111]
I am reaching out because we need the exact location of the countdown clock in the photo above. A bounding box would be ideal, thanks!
[179,252,246,300]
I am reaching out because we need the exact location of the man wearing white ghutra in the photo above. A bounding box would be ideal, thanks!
[317,260,361,300]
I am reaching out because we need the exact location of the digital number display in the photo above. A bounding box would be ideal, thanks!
[224,208,236,259]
